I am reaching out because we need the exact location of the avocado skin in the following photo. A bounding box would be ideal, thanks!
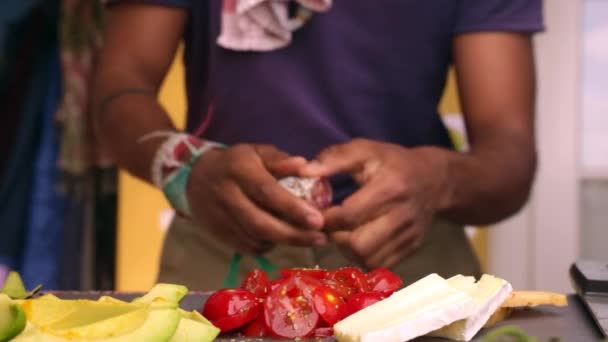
[0,294,27,342]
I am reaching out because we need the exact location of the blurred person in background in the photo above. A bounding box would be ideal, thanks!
[94,1,543,289]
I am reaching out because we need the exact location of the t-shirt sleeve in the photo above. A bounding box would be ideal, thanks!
[104,0,191,9]
[454,0,544,34]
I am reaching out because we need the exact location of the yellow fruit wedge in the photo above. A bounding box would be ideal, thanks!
[500,291,568,308]
[23,300,139,330]
[43,308,148,339]
[12,309,180,342]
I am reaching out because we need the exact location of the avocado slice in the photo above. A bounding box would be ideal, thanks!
[0,272,42,299]
[12,308,181,342]
[133,283,188,309]
[0,294,27,342]
[170,310,220,342]
[22,299,138,328]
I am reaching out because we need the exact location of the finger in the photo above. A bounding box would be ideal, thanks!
[204,200,270,255]
[377,234,423,269]
[299,140,375,178]
[366,223,420,268]
[323,176,404,232]
[222,186,328,247]
[343,210,406,263]
[254,145,308,176]
[238,163,325,229]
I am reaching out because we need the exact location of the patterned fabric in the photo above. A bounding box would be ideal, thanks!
[54,0,118,291]
[218,0,331,51]
[56,0,108,176]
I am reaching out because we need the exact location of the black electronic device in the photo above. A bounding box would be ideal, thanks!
[570,259,608,337]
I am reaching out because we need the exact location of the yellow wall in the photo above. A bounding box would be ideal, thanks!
[116,59,487,291]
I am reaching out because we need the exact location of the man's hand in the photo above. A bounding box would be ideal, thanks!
[299,139,450,269]
[186,144,328,255]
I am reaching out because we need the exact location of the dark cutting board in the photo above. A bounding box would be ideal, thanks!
[52,292,603,341]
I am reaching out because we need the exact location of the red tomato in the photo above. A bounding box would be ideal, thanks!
[367,268,403,296]
[241,269,270,298]
[312,285,348,325]
[202,289,261,333]
[269,279,285,292]
[264,277,320,339]
[313,327,334,337]
[345,292,385,316]
[241,314,269,337]
[324,267,370,299]
[280,267,328,280]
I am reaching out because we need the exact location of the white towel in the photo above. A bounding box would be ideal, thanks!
[218,0,332,51]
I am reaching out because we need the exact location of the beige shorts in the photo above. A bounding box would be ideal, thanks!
[158,216,481,290]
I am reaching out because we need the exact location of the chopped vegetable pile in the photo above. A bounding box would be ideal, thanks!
[201,266,403,338]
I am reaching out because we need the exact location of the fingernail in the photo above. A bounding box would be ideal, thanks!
[313,234,328,247]
[306,214,323,228]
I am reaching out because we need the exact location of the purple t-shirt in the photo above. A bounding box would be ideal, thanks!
[113,0,543,198]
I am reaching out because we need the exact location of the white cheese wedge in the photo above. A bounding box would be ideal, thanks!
[333,274,475,342]
[428,274,513,341]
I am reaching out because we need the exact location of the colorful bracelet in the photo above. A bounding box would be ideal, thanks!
[140,132,225,217]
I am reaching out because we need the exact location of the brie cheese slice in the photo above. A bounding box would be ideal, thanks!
[428,274,513,341]
[333,274,475,342]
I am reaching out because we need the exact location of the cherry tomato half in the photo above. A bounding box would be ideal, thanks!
[202,289,260,333]
[345,292,385,316]
[264,277,320,339]
[324,267,370,300]
[367,268,403,296]
[269,279,285,292]
[312,285,348,325]
[280,267,328,280]
[241,269,270,298]
[241,314,269,337]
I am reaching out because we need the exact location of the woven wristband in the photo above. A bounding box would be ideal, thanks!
[141,132,225,217]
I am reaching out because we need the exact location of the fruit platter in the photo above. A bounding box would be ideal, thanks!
[0,266,585,342]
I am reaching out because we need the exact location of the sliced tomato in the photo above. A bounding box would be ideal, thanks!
[280,267,328,280]
[202,289,261,333]
[312,285,348,325]
[313,327,334,337]
[344,292,385,316]
[241,269,270,298]
[367,268,403,296]
[241,314,269,337]
[324,267,370,300]
[264,277,320,339]
[269,279,286,292]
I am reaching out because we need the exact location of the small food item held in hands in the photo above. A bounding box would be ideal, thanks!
[278,176,333,209]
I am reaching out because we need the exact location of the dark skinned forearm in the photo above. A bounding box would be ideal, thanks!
[428,128,536,226]
[92,4,186,184]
